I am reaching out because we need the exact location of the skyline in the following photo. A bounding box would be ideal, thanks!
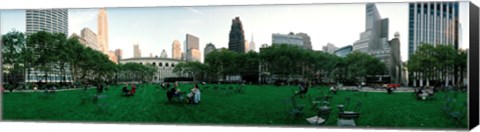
[0,2,470,62]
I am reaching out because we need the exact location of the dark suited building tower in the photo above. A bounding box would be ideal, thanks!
[228,17,246,53]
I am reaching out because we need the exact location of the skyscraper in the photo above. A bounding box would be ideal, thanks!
[172,40,182,60]
[390,32,402,84]
[79,28,100,51]
[187,49,201,62]
[352,3,389,53]
[322,43,339,54]
[249,35,256,52]
[134,44,141,58]
[228,17,246,53]
[272,32,304,47]
[408,2,459,58]
[115,49,123,63]
[244,40,250,53]
[161,49,167,58]
[185,34,200,62]
[25,9,68,36]
[295,32,312,50]
[204,43,216,61]
[98,8,109,54]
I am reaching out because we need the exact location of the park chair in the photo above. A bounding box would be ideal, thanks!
[93,94,109,113]
[337,102,361,127]
[228,86,235,94]
[219,87,226,95]
[449,102,467,127]
[306,105,331,125]
[213,86,219,94]
[283,96,304,120]
[39,90,52,99]
[342,102,362,114]
[337,112,360,127]
[171,92,186,103]
[337,97,351,113]
[442,97,455,115]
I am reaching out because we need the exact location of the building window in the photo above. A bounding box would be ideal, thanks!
[172,63,175,67]
[159,63,163,67]
[166,63,169,67]
[153,62,156,66]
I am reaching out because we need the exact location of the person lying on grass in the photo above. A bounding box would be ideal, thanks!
[187,84,201,104]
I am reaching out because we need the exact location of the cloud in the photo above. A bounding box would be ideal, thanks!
[183,7,202,15]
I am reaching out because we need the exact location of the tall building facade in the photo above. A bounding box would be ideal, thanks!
[244,40,250,53]
[322,43,339,54]
[389,32,402,84]
[185,34,200,62]
[98,8,109,54]
[408,2,459,58]
[295,32,312,50]
[161,49,168,58]
[187,49,201,62]
[272,32,303,47]
[172,40,182,60]
[115,49,123,63]
[351,3,402,83]
[134,44,141,58]
[353,3,389,53]
[25,9,71,83]
[79,28,100,51]
[26,9,68,36]
[334,45,353,57]
[249,35,256,52]
[204,43,216,61]
[119,58,184,82]
[228,17,246,53]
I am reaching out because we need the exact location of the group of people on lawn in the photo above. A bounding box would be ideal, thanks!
[165,82,201,104]
[122,83,137,97]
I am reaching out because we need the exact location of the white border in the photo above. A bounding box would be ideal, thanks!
[0,0,478,132]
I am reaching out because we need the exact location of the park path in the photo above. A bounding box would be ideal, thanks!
[3,87,98,93]
[339,86,415,92]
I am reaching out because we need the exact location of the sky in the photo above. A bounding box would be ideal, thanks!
[0,2,470,62]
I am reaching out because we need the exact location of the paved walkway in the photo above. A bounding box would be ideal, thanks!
[339,86,415,92]
[3,87,98,93]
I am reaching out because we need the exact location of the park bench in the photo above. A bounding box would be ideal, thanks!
[283,96,304,120]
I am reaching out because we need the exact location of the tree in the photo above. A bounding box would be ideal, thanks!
[345,51,387,83]
[2,30,26,84]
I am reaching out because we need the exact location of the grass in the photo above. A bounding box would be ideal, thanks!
[2,83,468,129]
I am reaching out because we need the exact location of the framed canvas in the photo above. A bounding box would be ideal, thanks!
[0,0,478,132]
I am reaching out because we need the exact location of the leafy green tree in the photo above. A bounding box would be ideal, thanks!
[2,30,26,83]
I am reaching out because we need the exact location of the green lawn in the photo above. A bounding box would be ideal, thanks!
[2,84,468,129]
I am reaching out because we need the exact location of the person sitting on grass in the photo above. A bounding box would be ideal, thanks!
[122,84,131,97]
[167,87,181,102]
[295,82,309,97]
[130,84,137,96]
[329,85,337,94]
[187,84,201,104]
[387,86,394,94]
